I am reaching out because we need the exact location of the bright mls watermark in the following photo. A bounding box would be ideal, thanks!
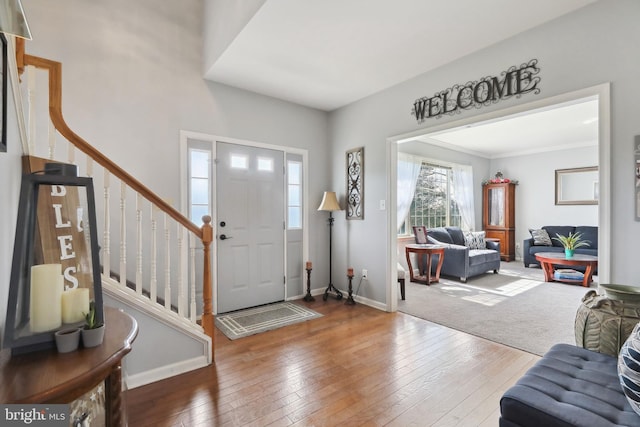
[1,405,68,426]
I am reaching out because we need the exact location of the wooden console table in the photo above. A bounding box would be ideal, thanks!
[0,306,138,426]
[405,244,445,285]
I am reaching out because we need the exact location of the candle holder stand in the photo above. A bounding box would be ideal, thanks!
[304,267,315,302]
[345,273,356,305]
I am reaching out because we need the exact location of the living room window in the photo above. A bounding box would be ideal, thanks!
[400,162,462,233]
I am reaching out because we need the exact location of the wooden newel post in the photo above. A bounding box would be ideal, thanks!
[201,215,215,341]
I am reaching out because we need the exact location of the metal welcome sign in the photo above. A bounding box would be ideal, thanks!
[411,59,541,123]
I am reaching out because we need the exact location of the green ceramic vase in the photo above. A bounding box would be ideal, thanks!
[565,248,575,258]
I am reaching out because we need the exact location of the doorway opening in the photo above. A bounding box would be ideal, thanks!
[180,131,309,315]
[386,83,611,313]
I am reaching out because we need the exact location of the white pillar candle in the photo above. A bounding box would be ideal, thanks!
[61,288,90,324]
[30,264,63,333]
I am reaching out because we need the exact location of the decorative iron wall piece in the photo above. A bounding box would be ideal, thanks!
[346,147,364,220]
[0,34,7,152]
[411,59,541,123]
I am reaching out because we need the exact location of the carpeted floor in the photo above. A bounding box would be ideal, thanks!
[215,301,322,340]
[398,261,596,355]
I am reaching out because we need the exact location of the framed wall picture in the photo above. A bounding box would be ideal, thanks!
[346,146,364,220]
[0,34,7,153]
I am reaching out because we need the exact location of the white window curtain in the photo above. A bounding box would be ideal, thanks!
[451,164,476,231]
[397,153,422,231]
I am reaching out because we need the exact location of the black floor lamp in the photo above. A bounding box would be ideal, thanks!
[318,191,343,301]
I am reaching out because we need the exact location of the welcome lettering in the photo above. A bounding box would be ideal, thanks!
[411,59,541,123]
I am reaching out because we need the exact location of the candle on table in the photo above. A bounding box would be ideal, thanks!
[30,264,63,333]
[347,267,354,277]
[61,288,90,324]
[306,261,312,270]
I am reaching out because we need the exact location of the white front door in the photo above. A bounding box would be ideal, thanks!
[216,142,285,313]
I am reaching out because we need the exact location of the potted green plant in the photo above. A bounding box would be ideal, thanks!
[81,301,105,348]
[553,231,590,258]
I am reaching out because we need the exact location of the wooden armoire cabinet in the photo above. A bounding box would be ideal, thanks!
[482,182,516,261]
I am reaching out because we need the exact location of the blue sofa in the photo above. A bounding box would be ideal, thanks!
[523,225,598,268]
[500,343,640,427]
[425,226,501,282]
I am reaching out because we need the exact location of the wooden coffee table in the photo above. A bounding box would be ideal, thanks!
[534,252,598,287]
[405,244,445,285]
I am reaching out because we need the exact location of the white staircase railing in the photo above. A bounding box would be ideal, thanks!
[15,41,215,345]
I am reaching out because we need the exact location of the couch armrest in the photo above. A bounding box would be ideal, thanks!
[523,238,535,267]
[486,239,500,252]
[427,236,449,247]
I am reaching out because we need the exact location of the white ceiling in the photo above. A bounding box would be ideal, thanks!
[205,0,597,112]
[409,98,599,158]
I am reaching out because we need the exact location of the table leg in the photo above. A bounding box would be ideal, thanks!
[433,251,444,283]
[426,253,433,284]
[541,262,554,282]
[583,264,594,287]
[405,248,415,283]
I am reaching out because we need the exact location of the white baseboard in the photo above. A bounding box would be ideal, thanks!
[126,355,209,389]
[288,288,387,311]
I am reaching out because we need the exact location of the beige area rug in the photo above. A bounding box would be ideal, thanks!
[398,261,597,356]
[215,302,322,340]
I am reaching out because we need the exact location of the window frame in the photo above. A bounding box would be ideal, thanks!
[286,160,303,230]
[400,159,462,235]
[187,145,212,226]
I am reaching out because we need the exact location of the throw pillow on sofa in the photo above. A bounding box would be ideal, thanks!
[618,322,640,415]
[529,228,552,246]
[464,231,486,249]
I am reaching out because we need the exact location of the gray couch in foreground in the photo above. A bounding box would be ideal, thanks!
[500,343,640,427]
[425,226,501,282]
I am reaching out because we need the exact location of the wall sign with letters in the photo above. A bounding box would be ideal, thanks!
[411,59,541,123]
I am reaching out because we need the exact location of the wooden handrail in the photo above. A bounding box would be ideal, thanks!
[16,44,215,342]
[21,54,202,237]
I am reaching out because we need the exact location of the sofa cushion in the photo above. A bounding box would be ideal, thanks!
[445,226,466,246]
[575,248,598,257]
[543,226,576,248]
[575,226,598,250]
[528,246,564,257]
[500,343,640,427]
[529,228,552,246]
[468,249,500,266]
[464,231,486,249]
[428,227,453,244]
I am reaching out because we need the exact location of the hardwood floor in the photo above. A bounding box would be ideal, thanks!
[127,299,539,426]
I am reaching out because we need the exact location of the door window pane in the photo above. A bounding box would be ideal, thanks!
[230,154,248,169]
[257,157,274,172]
[189,148,211,224]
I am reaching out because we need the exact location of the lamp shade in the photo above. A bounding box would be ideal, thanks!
[317,191,341,212]
[0,0,32,39]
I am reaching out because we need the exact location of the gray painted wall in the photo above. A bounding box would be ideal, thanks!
[492,145,598,260]
[329,0,640,303]
[0,0,332,352]
[104,294,207,381]
[0,59,23,348]
[3,0,638,356]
